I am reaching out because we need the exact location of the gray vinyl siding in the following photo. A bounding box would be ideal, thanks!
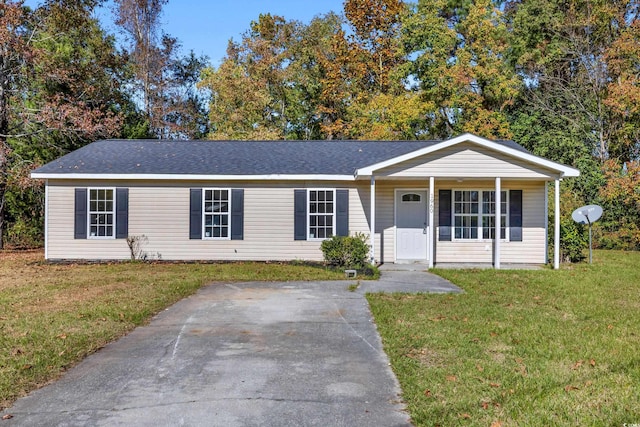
[46,181,372,261]
[377,143,560,179]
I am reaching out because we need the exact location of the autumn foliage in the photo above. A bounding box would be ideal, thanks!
[0,0,639,251]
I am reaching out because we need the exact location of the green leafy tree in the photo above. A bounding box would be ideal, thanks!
[200,13,344,140]
[506,0,640,162]
[326,0,426,140]
[402,0,520,139]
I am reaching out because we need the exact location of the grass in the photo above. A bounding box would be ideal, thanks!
[0,250,344,410]
[368,250,640,426]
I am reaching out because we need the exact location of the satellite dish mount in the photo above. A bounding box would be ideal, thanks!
[571,205,603,264]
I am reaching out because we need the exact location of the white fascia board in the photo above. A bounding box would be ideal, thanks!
[30,173,356,181]
[356,132,580,178]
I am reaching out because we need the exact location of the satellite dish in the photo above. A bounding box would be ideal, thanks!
[571,204,603,264]
[571,205,603,225]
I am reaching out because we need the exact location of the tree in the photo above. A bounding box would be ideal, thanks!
[114,0,166,120]
[604,14,640,161]
[114,0,210,139]
[343,0,406,93]
[160,49,210,139]
[598,160,640,250]
[0,1,33,248]
[506,0,640,162]
[323,0,420,140]
[200,13,345,140]
[402,0,520,139]
[1,0,126,248]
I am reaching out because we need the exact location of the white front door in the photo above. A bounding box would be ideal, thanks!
[396,190,428,261]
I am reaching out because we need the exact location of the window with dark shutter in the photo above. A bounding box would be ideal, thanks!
[115,188,128,239]
[189,188,202,239]
[294,189,307,240]
[439,190,452,241]
[74,188,88,239]
[231,189,244,240]
[336,190,349,237]
[509,190,523,242]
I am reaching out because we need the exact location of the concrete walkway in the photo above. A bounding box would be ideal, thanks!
[2,270,460,427]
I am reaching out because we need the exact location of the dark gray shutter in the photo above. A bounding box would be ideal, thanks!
[231,189,244,240]
[115,188,129,239]
[336,189,349,237]
[509,190,523,242]
[74,188,87,239]
[438,190,452,241]
[294,189,307,240]
[189,188,202,240]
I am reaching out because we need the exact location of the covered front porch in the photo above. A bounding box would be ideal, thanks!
[365,176,563,269]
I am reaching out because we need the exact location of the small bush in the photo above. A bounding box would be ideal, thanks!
[321,233,369,269]
[559,218,587,263]
[5,217,43,249]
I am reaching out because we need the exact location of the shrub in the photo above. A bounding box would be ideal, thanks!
[559,218,587,263]
[5,217,43,249]
[320,233,369,269]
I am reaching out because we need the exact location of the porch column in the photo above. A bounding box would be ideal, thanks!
[429,176,435,268]
[545,182,549,266]
[554,179,560,269]
[370,176,376,265]
[495,177,501,269]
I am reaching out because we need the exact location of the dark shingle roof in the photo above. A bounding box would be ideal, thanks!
[32,138,530,176]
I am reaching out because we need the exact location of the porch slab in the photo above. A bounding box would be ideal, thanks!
[433,263,544,270]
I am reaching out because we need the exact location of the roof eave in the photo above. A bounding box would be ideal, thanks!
[30,172,357,181]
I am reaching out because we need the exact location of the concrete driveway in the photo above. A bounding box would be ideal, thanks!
[3,271,460,426]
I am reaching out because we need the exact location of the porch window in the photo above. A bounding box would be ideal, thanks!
[482,191,507,239]
[453,190,508,240]
[308,189,335,239]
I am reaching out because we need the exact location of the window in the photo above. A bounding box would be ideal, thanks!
[75,188,127,240]
[89,188,114,238]
[453,190,508,240]
[203,189,230,239]
[454,190,479,239]
[308,189,335,239]
[189,188,243,240]
[402,193,422,203]
[482,191,507,239]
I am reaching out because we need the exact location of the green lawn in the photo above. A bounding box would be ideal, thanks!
[368,250,640,426]
[0,251,344,410]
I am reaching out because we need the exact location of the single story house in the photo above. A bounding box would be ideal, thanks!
[31,133,579,268]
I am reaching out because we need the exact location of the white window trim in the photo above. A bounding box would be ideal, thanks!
[87,187,116,240]
[202,188,232,240]
[452,189,510,242]
[307,188,336,241]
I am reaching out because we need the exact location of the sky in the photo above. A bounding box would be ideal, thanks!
[24,0,347,66]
